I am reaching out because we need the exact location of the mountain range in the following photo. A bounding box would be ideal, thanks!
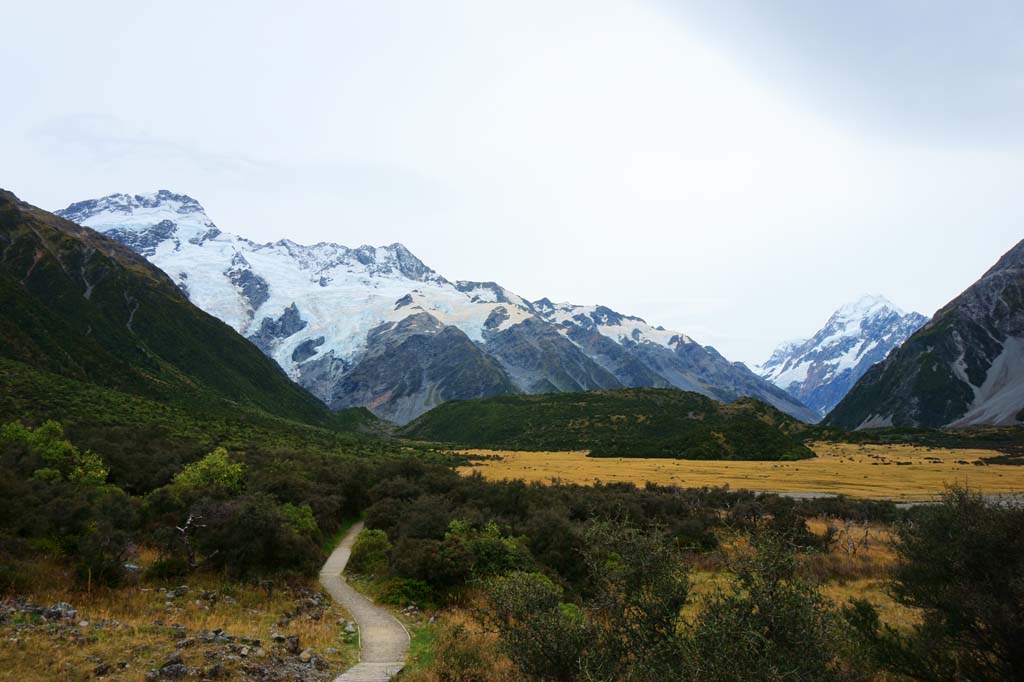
[827,238,1024,429]
[56,190,818,424]
[758,295,927,418]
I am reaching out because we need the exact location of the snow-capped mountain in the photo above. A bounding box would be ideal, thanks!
[828,240,1024,429]
[58,190,816,423]
[758,295,927,418]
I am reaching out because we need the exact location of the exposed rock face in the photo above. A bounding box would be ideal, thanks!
[328,314,517,424]
[759,295,927,418]
[483,318,621,393]
[249,303,307,355]
[827,240,1024,428]
[57,190,817,424]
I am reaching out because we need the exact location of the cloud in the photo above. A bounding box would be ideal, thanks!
[647,0,1024,145]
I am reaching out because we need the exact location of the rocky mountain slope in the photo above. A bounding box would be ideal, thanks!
[0,189,330,424]
[758,295,927,418]
[57,191,816,424]
[826,239,1024,429]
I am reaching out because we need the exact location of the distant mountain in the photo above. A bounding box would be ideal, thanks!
[758,295,927,418]
[827,240,1024,429]
[0,189,329,424]
[57,190,816,424]
[402,388,814,460]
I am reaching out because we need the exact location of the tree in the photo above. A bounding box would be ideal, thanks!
[170,447,244,500]
[1,420,107,485]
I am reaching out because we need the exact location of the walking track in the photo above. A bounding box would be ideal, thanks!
[319,521,409,681]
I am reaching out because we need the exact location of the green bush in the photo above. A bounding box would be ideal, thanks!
[348,528,392,575]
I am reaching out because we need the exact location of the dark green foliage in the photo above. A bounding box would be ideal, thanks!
[190,493,322,577]
[403,388,814,460]
[851,489,1024,681]
[0,358,406,493]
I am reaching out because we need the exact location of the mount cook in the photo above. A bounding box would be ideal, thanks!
[57,190,817,424]
[758,295,927,418]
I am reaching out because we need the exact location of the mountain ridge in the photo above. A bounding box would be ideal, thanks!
[56,189,817,424]
[826,239,1024,429]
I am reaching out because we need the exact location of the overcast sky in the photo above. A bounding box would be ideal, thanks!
[2,1,1022,364]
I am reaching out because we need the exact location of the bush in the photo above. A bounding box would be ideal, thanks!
[851,488,1024,681]
[348,528,392,575]
[686,535,870,682]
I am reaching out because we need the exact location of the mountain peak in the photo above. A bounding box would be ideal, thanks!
[759,295,926,418]
[834,294,902,320]
[57,190,209,226]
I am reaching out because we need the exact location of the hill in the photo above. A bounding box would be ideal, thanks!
[827,238,1024,429]
[401,388,814,460]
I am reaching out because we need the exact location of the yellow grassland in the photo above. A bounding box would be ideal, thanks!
[456,442,1024,500]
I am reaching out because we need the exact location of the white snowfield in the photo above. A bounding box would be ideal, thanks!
[58,191,706,393]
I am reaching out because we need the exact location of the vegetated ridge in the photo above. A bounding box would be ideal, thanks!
[402,387,814,460]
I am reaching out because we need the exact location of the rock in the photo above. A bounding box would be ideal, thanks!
[94,662,112,676]
[254,648,266,658]
[343,622,356,634]
[162,652,183,667]
[175,638,196,649]
[240,646,250,657]
[44,602,77,620]
[203,663,226,678]
[285,636,301,655]
[270,633,286,644]
[298,648,314,663]
[160,663,187,678]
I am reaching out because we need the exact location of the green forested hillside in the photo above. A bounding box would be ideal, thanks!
[402,388,814,460]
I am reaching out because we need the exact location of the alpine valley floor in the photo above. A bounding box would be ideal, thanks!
[456,442,1024,501]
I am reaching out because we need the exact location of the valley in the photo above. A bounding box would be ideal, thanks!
[455,442,1024,500]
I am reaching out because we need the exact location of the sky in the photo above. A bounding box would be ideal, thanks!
[2,0,1022,364]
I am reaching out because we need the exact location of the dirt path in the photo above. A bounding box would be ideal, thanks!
[320,521,409,681]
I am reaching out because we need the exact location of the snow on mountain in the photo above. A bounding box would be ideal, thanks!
[58,190,816,423]
[758,295,927,418]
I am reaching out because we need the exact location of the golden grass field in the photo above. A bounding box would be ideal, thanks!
[456,442,1024,500]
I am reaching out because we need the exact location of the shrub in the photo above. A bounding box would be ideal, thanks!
[170,447,244,500]
[851,488,1024,681]
[348,528,392,575]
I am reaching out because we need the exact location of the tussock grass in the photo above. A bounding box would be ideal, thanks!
[456,442,1024,500]
[0,555,358,681]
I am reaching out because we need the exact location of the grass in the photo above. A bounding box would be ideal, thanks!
[0,553,359,681]
[456,441,1024,500]
[402,621,440,673]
